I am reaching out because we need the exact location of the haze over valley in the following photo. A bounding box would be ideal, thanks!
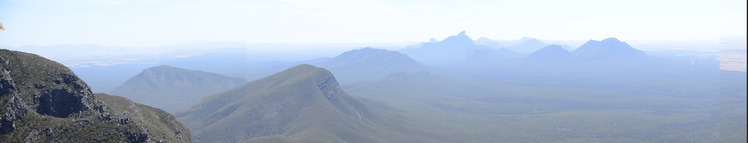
[1,0,745,142]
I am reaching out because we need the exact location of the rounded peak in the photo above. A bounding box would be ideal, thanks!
[534,45,570,53]
[519,37,544,43]
[354,47,386,52]
[283,64,332,77]
[151,65,177,69]
[288,64,323,71]
[601,37,621,43]
[144,65,188,72]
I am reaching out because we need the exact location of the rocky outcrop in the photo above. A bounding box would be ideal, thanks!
[35,88,87,118]
[0,49,190,142]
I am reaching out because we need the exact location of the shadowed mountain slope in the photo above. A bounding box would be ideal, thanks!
[0,49,189,142]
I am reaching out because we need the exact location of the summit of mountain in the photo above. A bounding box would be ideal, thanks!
[573,37,646,60]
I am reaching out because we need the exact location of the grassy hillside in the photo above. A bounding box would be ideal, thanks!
[178,64,446,143]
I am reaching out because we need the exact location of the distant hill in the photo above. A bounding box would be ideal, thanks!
[110,65,245,113]
[473,37,506,49]
[318,47,426,84]
[0,49,189,142]
[508,37,549,54]
[177,64,444,143]
[573,37,646,60]
[526,45,573,61]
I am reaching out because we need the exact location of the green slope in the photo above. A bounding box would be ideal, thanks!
[177,64,445,143]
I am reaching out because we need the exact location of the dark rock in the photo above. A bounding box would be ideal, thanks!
[1,96,27,134]
[119,118,130,124]
[0,68,15,95]
[44,128,53,136]
[60,73,85,90]
[35,88,87,118]
[126,131,150,143]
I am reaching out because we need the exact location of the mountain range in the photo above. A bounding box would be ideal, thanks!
[401,31,493,65]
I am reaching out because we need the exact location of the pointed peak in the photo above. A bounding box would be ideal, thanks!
[441,31,473,42]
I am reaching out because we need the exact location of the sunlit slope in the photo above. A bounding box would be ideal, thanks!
[177,64,445,143]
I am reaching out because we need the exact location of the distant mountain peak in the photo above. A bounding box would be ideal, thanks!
[111,65,245,113]
[272,64,336,84]
[147,65,179,70]
[520,37,543,43]
[442,31,473,43]
[526,45,573,61]
[574,38,645,60]
[508,37,548,53]
[287,64,327,74]
[601,37,621,43]
[353,47,385,52]
[320,48,425,84]
[539,45,567,51]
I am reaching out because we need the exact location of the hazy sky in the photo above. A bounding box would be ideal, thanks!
[0,0,745,47]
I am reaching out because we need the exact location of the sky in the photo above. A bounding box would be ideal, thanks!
[0,0,746,47]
